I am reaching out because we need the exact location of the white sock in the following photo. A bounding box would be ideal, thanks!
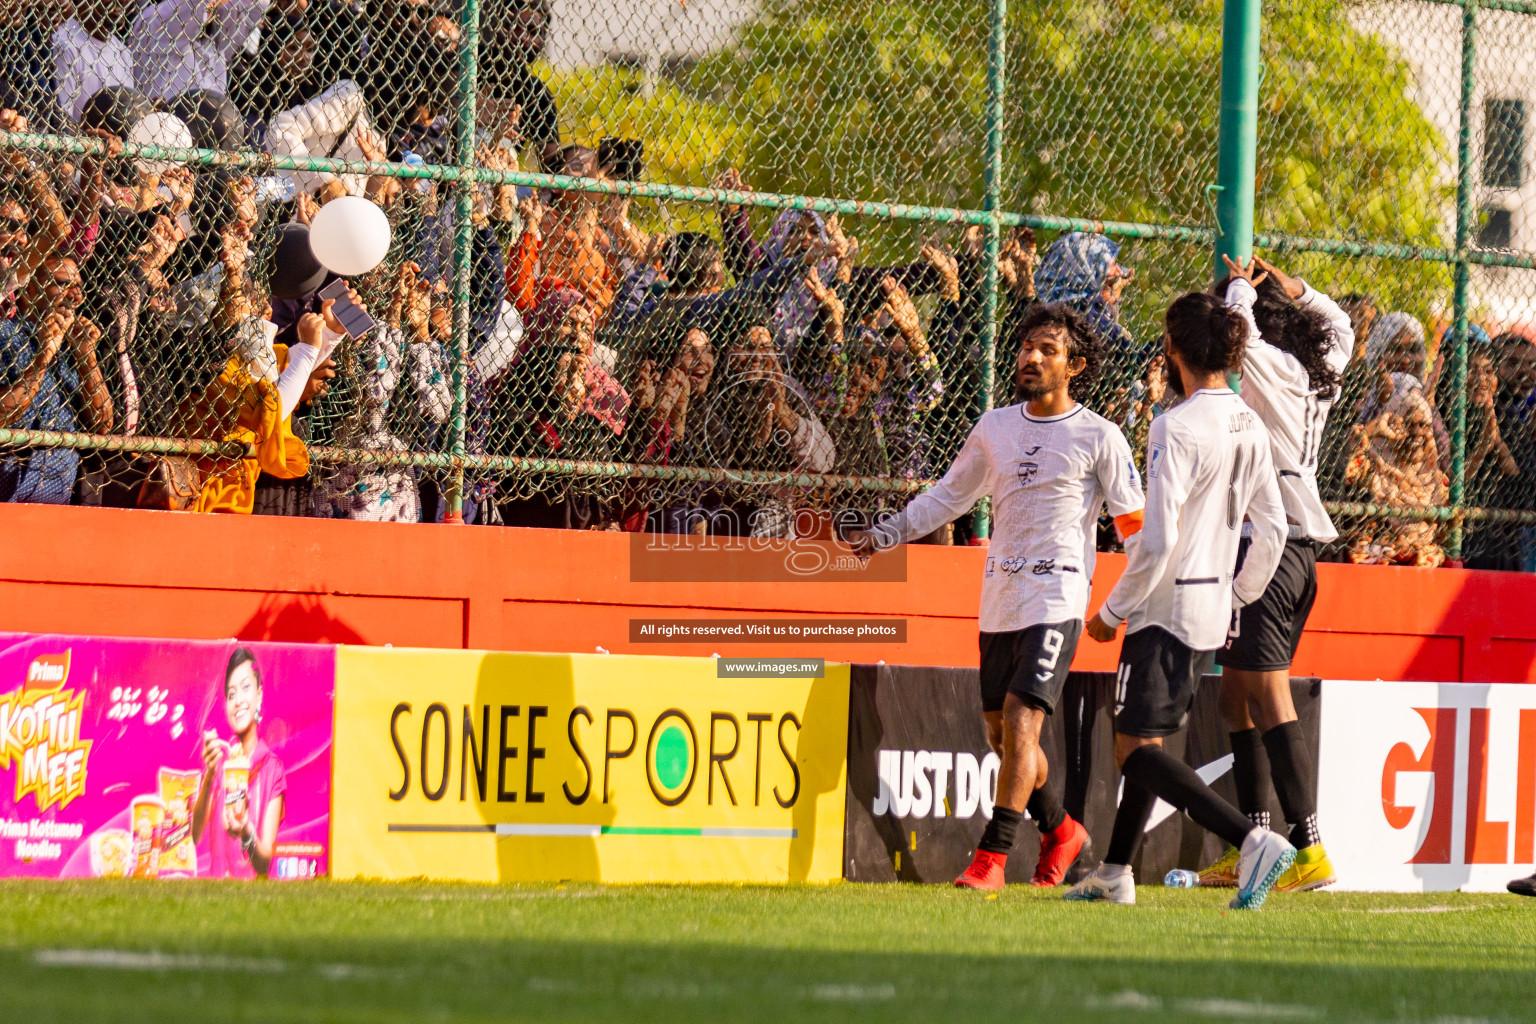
[1098,862,1132,880]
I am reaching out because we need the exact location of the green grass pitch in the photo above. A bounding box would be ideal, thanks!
[3,881,1533,1023]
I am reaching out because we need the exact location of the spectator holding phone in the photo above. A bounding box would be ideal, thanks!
[313,261,451,521]
[490,289,628,529]
[181,292,352,515]
[594,137,653,279]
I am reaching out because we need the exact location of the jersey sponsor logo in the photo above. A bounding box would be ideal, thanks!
[1022,445,1043,456]
[1032,558,1056,576]
[1016,461,1040,485]
[1148,443,1165,479]
[870,748,1002,820]
[999,557,1028,575]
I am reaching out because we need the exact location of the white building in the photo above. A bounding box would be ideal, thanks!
[1354,2,1536,330]
[545,0,759,74]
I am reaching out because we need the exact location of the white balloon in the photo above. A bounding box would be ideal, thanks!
[128,113,193,176]
[307,196,393,276]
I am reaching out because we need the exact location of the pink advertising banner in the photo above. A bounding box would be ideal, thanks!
[0,632,333,880]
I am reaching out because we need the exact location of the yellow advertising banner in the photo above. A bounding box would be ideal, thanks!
[331,648,849,883]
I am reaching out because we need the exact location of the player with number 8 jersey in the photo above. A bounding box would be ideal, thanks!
[850,303,1145,891]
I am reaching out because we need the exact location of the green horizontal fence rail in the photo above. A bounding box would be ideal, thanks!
[0,0,1533,560]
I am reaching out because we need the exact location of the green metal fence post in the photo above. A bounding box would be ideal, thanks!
[1448,0,1478,561]
[444,0,483,524]
[976,0,1008,542]
[1214,0,1262,273]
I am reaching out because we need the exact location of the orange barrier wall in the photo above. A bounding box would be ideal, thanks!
[1,503,1533,682]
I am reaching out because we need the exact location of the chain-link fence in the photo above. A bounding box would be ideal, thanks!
[0,0,1531,565]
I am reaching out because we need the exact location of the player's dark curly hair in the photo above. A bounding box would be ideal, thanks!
[1165,292,1246,375]
[1214,275,1342,396]
[1012,302,1103,400]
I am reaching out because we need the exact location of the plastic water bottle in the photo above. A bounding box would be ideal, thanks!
[1164,868,1199,888]
[401,151,432,194]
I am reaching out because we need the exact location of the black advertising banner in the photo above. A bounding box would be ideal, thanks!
[844,666,1320,884]
[843,665,1120,883]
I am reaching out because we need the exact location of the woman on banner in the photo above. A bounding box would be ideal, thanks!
[191,648,288,878]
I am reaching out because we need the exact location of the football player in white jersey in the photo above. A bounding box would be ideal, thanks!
[1194,255,1353,894]
[1066,284,1294,910]
[850,303,1145,890]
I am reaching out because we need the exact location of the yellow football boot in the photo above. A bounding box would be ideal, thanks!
[1275,844,1336,892]
[1197,845,1239,888]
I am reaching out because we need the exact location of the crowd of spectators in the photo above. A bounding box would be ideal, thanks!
[0,0,1531,565]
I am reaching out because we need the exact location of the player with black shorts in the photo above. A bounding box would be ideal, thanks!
[853,303,1144,891]
[1066,280,1294,910]
[1197,256,1353,893]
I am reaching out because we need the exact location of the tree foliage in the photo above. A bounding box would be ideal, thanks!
[688,0,1452,326]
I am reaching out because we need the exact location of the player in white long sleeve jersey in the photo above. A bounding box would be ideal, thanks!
[1064,286,1294,911]
[851,303,1145,891]
[1198,255,1354,894]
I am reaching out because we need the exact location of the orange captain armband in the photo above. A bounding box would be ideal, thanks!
[1113,510,1144,541]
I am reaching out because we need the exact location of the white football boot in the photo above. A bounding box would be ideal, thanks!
[1229,829,1296,910]
[1063,864,1136,905]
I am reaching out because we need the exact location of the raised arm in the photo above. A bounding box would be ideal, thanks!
[0,118,69,288]
[1253,256,1354,381]
[1296,284,1354,379]
[714,168,765,279]
[0,313,69,427]
[1219,273,1291,394]
[67,316,114,434]
[267,81,366,195]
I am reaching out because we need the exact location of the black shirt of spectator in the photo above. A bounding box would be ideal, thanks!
[480,0,561,164]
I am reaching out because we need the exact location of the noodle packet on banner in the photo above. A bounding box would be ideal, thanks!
[157,768,201,877]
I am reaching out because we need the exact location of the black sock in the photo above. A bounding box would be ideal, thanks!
[1105,776,1157,866]
[1229,728,1271,829]
[1122,745,1253,850]
[978,806,1023,854]
[1026,785,1067,834]
[1263,721,1321,848]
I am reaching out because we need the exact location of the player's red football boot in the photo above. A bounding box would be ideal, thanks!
[1030,816,1090,887]
[954,849,1007,890]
